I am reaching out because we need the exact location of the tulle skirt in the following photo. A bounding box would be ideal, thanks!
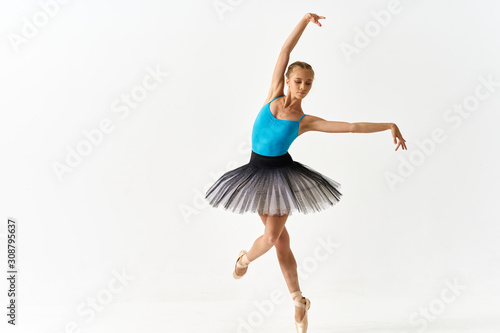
[205,151,342,216]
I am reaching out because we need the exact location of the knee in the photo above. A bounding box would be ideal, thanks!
[262,234,280,247]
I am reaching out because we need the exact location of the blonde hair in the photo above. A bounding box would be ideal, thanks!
[285,61,314,79]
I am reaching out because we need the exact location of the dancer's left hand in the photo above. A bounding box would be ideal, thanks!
[304,13,325,27]
[391,124,407,151]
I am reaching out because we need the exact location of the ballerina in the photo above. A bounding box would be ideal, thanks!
[205,12,407,333]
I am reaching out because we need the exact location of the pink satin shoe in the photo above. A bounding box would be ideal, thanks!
[291,290,311,333]
[232,250,250,279]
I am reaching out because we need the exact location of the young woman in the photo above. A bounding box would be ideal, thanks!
[205,13,407,333]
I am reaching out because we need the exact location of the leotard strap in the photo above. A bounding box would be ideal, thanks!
[269,94,286,103]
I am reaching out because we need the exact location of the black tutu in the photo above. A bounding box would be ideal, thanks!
[205,151,342,216]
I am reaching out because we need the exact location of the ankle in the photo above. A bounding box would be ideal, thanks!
[291,290,303,302]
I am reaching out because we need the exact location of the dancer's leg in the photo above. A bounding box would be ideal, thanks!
[274,227,300,293]
[235,213,288,276]
[259,218,305,323]
[246,213,288,261]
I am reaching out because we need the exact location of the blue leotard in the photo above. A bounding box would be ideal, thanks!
[251,95,306,157]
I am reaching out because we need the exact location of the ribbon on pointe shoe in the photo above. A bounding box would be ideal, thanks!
[291,290,303,303]
[237,253,250,268]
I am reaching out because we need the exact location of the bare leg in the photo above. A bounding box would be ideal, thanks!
[259,216,306,323]
[234,213,288,277]
[235,213,305,322]
[242,213,288,262]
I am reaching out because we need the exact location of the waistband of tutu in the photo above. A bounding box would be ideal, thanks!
[249,150,294,168]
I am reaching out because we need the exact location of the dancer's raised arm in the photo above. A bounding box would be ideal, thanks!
[265,13,325,102]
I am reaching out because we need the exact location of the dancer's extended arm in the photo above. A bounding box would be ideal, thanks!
[265,13,325,100]
[302,116,408,151]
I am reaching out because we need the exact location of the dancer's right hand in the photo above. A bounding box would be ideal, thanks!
[304,13,325,27]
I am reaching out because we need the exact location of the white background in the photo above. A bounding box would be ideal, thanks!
[1,0,499,332]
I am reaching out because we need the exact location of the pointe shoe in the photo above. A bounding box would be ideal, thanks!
[232,250,250,279]
[291,290,311,333]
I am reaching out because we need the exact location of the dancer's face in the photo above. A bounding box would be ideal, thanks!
[286,69,314,99]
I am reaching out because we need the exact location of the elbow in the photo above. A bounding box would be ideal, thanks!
[348,123,356,133]
[280,47,292,55]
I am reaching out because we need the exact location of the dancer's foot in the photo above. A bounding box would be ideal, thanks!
[294,297,306,323]
[233,251,250,279]
[235,254,248,276]
[291,290,311,332]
